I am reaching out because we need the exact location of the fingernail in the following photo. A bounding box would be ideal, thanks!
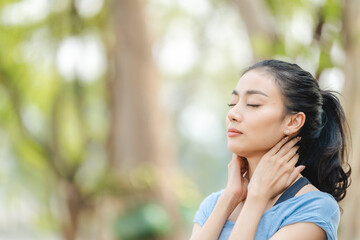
[296,136,302,140]
[284,136,288,140]
[299,165,306,171]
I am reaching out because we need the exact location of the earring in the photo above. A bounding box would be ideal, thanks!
[284,130,290,134]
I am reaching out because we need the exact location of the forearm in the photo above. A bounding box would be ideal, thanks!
[191,192,239,240]
[228,192,268,240]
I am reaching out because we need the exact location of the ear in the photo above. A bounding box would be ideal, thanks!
[284,112,306,135]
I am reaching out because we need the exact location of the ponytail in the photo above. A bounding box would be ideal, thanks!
[299,90,351,201]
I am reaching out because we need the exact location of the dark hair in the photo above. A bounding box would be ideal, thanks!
[244,59,351,202]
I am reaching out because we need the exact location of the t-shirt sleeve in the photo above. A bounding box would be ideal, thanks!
[278,194,340,240]
[193,190,223,226]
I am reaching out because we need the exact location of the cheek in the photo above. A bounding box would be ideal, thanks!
[256,131,283,149]
[248,110,285,143]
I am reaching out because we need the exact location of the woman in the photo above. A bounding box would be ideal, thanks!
[190,60,351,240]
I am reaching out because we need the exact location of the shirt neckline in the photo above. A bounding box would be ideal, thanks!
[225,190,329,224]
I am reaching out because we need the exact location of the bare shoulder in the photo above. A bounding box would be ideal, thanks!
[295,182,319,196]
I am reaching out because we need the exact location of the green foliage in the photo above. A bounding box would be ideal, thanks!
[114,203,173,240]
[0,0,113,238]
[323,0,343,22]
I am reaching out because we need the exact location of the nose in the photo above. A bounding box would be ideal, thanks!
[227,105,242,122]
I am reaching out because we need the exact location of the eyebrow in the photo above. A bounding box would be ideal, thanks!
[232,89,269,97]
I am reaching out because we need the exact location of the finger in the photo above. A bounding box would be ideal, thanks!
[228,153,238,167]
[276,136,301,158]
[278,153,298,177]
[287,153,299,168]
[267,136,290,156]
[229,155,246,176]
[281,146,299,163]
[287,165,306,186]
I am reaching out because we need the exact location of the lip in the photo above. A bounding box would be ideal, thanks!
[227,128,243,137]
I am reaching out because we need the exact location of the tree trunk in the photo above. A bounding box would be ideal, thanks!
[339,0,360,239]
[233,0,277,60]
[63,181,82,240]
[107,0,184,239]
[108,0,159,171]
[234,0,276,38]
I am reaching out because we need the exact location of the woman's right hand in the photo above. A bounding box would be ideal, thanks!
[224,154,249,204]
[248,136,304,201]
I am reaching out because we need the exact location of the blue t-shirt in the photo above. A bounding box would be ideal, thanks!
[193,190,340,240]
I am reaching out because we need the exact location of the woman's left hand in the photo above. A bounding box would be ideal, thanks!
[248,136,305,200]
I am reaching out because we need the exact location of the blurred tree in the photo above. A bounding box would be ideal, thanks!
[0,0,192,238]
[339,0,360,239]
[233,0,277,60]
[107,0,184,239]
[0,0,113,239]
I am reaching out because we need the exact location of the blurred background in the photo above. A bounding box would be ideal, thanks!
[0,0,359,239]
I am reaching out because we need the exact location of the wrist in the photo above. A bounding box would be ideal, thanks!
[219,190,241,212]
[248,184,270,200]
[223,188,245,204]
[246,190,269,208]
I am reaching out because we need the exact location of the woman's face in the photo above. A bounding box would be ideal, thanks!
[226,69,289,158]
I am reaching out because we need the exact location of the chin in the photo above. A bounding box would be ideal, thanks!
[227,142,251,157]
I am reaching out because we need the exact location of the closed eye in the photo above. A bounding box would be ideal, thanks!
[228,103,260,107]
